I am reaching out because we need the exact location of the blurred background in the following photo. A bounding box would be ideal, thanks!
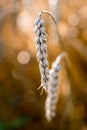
[0,0,87,129]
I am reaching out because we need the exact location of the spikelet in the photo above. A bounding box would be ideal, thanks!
[34,12,49,93]
[45,52,65,121]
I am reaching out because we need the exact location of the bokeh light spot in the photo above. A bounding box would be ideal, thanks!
[58,22,68,37]
[79,6,87,18]
[49,0,58,6]
[12,68,23,80]
[68,13,80,26]
[17,51,30,65]
[17,9,31,33]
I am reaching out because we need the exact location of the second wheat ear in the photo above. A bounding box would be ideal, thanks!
[45,52,66,121]
[34,11,59,94]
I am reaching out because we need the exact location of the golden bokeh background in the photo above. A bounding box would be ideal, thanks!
[0,0,87,129]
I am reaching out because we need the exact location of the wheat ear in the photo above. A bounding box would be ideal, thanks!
[34,10,61,94]
[45,52,65,121]
[34,12,49,93]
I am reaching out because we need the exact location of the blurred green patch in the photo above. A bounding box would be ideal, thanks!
[0,117,31,130]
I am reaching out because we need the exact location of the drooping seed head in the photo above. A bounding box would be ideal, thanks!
[34,12,49,93]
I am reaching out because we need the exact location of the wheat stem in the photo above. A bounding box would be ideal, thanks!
[39,10,63,49]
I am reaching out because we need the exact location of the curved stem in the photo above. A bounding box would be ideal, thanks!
[41,10,57,25]
[39,10,63,49]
